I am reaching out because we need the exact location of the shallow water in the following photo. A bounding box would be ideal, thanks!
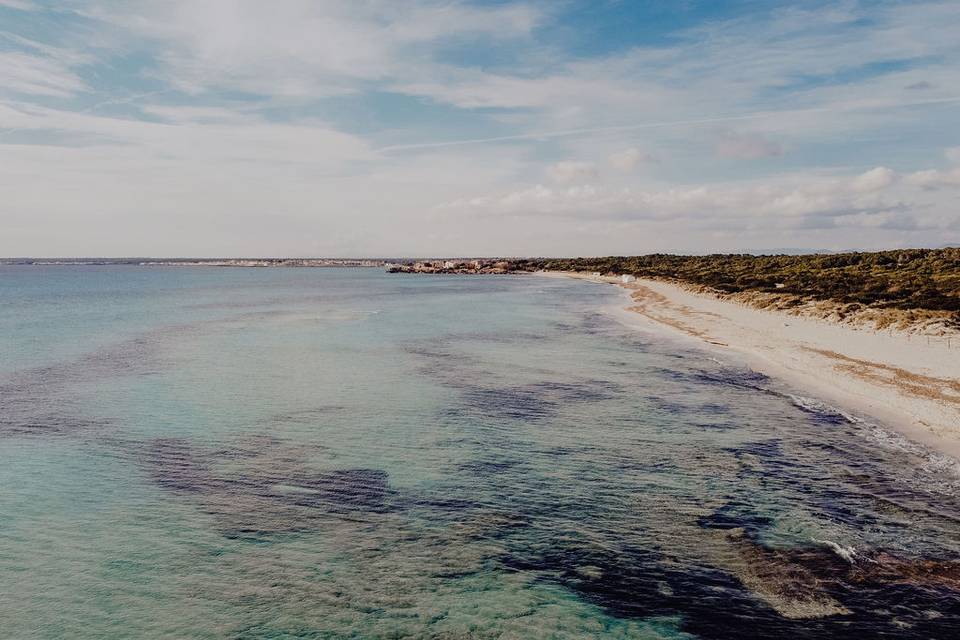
[1,266,958,639]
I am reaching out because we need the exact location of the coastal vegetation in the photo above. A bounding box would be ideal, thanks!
[509,249,960,332]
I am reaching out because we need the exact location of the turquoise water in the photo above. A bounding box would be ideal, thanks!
[1,266,959,639]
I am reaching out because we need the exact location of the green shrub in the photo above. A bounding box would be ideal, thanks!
[511,248,960,313]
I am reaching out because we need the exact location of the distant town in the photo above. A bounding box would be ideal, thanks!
[386,259,513,274]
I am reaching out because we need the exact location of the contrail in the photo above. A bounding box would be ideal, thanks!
[84,89,170,113]
[376,113,768,153]
[374,96,960,153]
[0,89,170,139]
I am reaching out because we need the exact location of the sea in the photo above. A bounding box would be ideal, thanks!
[1,265,958,639]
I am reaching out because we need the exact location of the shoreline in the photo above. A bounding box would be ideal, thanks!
[551,271,960,461]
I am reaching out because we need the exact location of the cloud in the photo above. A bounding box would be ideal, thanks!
[0,51,88,98]
[394,1,960,123]
[850,166,897,193]
[833,210,920,231]
[2,1,960,256]
[714,131,783,159]
[0,99,373,164]
[906,167,960,190]
[608,147,652,171]
[395,71,652,111]
[0,32,95,100]
[0,92,534,256]
[80,0,541,99]
[0,0,36,10]
[437,167,933,232]
[901,147,960,190]
[546,161,597,184]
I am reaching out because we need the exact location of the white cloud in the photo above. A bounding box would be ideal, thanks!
[0,51,88,97]
[437,167,943,233]
[389,0,960,159]
[546,161,597,184]
[0,100,373,165]
[850,166,897,193]
[395,71,655,111]
[906,167,960,190]
[608,147,652,171]
[0,96,539,256]
[80,0,541,99]
[2,1,960,256]
[946,147,960,164]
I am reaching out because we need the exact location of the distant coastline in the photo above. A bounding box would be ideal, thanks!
[0,256,521,272]
[9,250,959,335]
[0,258,388,267]
[383,249,960,336]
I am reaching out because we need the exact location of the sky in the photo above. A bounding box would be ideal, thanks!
[1,0,959,257]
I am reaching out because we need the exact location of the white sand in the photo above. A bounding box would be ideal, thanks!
[557,272,960,460]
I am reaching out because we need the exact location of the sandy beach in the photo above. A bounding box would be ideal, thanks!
[557,272,960,460]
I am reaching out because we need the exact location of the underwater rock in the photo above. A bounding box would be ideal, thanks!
[457,379,619,421]
[497,514,960,639]
[716,529,852,619]
[138,435,393,537]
